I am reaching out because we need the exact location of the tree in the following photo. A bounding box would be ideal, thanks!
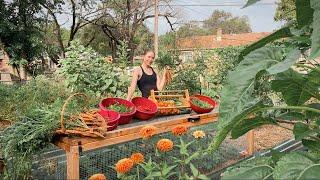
[41,0,105,62]
[93,0,175,62]
[174,10,252,39]
[274,0,296,22]
[203,10,252,34]
[0,0,46,78]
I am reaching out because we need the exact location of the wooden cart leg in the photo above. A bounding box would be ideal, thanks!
[246,130,254,155]
[66,146,80,180]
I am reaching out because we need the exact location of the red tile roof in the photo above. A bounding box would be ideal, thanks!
[176,32,270,50]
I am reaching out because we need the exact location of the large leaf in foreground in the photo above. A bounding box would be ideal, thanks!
[239,26,292,60]
[296,0,314,28]
[267,48,301,75]
[310,0,320,59]
[222,157,273,180]
[242,0,262,8]
[231,117,277,139]
[271,69,318,105]
[212,47,291,150]
[222,165,273,180]
[273,153,317,179]
[297,164,320,180]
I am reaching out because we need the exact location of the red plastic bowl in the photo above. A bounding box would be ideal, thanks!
[99,97,136,125]
[98,109,120,131]
[132,97,158,120]
[190,95,217,114]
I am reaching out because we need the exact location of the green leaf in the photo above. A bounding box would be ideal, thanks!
[212,47,286,150]
[198,174,210,180]
[273,153,315,179]
[295,0,314,28]
[190,163,199,177]
[271,69,317,105]
[239,26,292,60]
[306,103,320,119]
[297,164,320,180]
[310,0,320,59]
[222,165,273,180]
[231,117,276,139]
[267,48,301,75]
[162,164,177,176]
[302,139,320,152]
[277,112,305,121]
[270,150,286,165]
[293,122,312,140]
[242,0,262,8]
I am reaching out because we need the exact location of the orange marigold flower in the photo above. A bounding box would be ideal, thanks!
[130,152,144,164]
[172,125,188,136]
[139,125,157,138]
[157,139,174,152]
[88,173,107,180]
[192,130,206,139]
[115,158,134,174]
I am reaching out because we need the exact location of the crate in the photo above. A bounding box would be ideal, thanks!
[149,90,191,115]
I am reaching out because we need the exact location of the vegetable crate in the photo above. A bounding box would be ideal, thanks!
[149,90,191,115]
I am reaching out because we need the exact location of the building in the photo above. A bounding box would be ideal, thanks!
[0,48,28,84]
[176,29,270,62]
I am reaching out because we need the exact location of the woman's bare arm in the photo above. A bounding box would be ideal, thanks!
[156,68,166,91]
[126,69,140,101]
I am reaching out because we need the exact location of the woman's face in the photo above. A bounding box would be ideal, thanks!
[143,51,155,67]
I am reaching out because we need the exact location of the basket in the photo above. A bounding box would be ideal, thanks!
[98,109,120,131]
[149,90,190,116]
[99,97,136,125]
[55,93,108,138]
[190,94,217,114]
[132,97,158,120]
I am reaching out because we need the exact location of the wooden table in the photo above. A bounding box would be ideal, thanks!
[54,111,256,180]
[54,112,218,179]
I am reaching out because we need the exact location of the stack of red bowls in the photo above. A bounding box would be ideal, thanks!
[99,97,136,125]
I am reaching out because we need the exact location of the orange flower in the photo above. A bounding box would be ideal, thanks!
[139,125,157,138]
[88,173,107,180]
[172,125,188,136]
[130,152,144,164]
[192,130,206,139]
[157,139,174,152]
[115,158,134,174]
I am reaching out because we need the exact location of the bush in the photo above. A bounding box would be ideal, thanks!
[58,41,128,97]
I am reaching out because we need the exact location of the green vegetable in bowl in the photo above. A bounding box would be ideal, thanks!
[191,98,213,109]
[107,103,133,113]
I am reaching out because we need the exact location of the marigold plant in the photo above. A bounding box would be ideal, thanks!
[139,125,157,138]
[130,152,144,164]
[156,139,174,152]
[115,158,134,174]
[192,130,206,139]
[88,173,107,180]
[172,125,188,136]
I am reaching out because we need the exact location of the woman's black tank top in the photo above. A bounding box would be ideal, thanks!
[137,66,158,98]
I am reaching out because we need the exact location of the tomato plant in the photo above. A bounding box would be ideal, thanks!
[210,0,320,179]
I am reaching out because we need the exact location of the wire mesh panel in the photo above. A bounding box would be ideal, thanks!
[31,123,245,179]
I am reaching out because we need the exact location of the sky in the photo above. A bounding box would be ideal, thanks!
[145,0,284,35]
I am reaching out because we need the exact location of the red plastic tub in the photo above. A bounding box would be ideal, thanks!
[99,97,136,125]
[132,97,158,120]
[190,95,217,114]
[98,109,120,131]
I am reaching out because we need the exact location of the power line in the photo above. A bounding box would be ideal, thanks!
[159,3,275,7]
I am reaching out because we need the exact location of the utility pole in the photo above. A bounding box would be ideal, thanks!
[154,0,159,58]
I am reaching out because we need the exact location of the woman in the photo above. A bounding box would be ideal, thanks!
[126,50,167,100]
